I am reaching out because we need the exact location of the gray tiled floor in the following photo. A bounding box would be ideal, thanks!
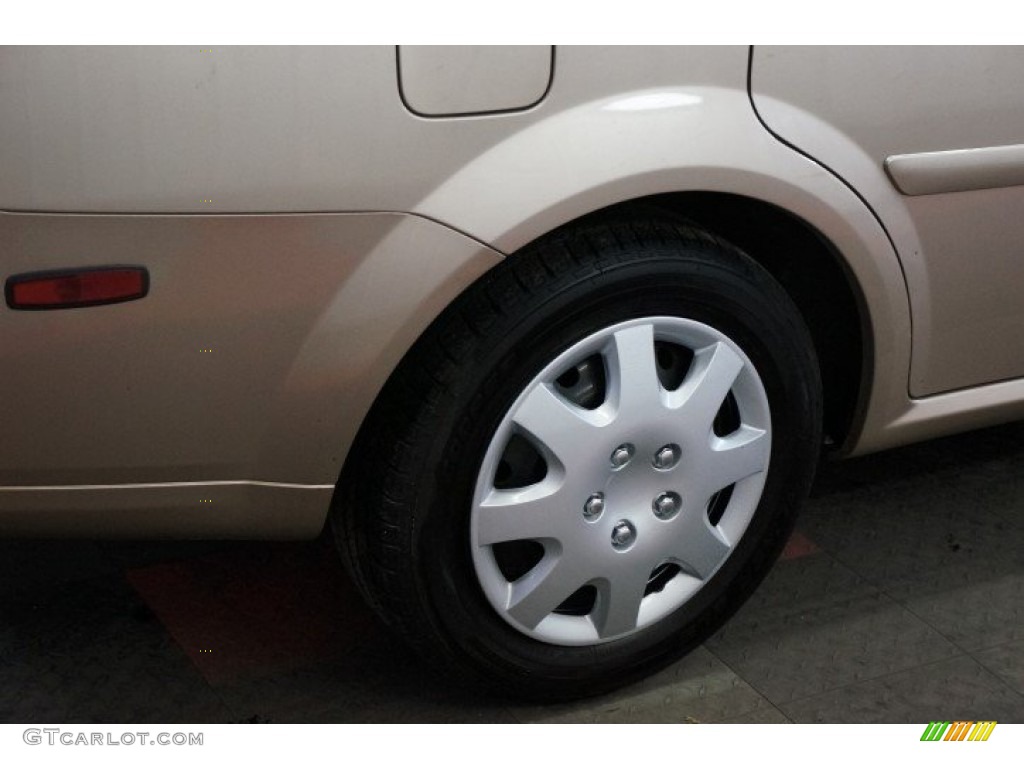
[779,655,1024,724]
[706,591,961,704]
[507,647,785,724]
[1,422,1023,723]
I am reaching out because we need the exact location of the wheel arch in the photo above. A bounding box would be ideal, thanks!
[407,86,911,459]
[336,189,876,536]
[580,192,871,452]
[420,188,879,455]
[334,84,912,526]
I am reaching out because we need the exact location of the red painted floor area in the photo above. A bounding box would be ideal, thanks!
[779,531,820,561]
[127,541,376,685]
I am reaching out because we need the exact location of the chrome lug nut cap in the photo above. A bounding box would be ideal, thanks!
[653,444,680,470]
[611,520,637,550]
[653,491,682,520]
[610,443,635,469]
[583,493,605,521]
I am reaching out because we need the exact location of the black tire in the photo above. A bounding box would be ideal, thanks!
[333,216,822,701]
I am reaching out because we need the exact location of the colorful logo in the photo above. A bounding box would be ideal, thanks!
[920,721,997,741]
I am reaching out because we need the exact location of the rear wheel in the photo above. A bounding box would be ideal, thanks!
[335,217,822,700]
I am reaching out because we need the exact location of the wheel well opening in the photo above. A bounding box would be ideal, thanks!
[568,193,867,450]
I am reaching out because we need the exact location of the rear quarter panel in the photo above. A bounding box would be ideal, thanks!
[0,46,913,535]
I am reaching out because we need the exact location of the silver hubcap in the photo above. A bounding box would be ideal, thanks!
[470,317,772,646]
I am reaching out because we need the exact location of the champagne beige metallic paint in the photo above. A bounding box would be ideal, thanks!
[752,45,1024,398]
[1,45,1022,536]
[886,144,1024,197]
[0,211,500,535]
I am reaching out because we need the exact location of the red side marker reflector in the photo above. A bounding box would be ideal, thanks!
[6,266,149,310]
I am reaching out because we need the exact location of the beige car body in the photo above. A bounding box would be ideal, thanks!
[2,45,1022,536]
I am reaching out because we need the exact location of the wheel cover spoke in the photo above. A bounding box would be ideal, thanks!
[668,341,744,428]
[594,568,651,637]
[666,504,732,578]
[507,554,583,629]
[696,425,770,499]
[511,383,603,469]
[607,323,662,417]
[475,481,567,546]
